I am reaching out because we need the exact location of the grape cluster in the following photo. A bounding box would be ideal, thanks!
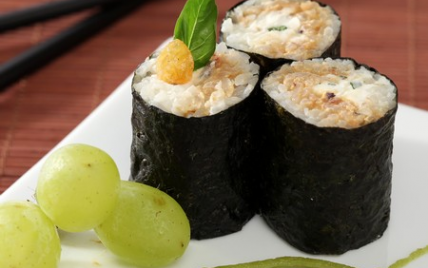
[0,143,190,268]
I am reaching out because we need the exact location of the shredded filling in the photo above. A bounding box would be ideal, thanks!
[262,58,397,128]
[221,0,341,60]
[133,43,259,117]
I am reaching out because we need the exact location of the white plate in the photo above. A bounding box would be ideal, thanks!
[2,73,428,268]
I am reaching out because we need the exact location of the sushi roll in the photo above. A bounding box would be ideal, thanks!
[130,42,260,239]
[220,0,341,74]
[259,58,397,254]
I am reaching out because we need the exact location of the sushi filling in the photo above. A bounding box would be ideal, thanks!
[262,58,397,129]
[133,42,259,117]
[221,0,341,60]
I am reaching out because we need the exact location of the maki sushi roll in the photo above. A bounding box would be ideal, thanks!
[220,0,341,74]
[130,42,260,239]
[259,58,397,254]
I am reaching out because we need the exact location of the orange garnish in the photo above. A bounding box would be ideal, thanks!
[157,39,194,84]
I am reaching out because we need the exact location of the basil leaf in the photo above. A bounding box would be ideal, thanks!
[268,25,288,31]
[174,0,218,70]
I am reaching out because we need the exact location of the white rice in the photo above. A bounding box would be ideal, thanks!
[262,58,397,129]
[133,42,259,117]
[221,0,341,60]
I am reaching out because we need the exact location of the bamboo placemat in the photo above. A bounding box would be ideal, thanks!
[0,0,427,193]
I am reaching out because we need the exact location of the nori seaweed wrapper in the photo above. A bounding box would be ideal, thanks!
[129,74,258,240]
[259,59,398,254]
[220,0,342,76]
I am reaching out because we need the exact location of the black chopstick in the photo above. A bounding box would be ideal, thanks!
[0,0,146,92]
[0,0,123,33]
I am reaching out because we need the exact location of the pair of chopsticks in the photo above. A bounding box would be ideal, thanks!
[0,0,148,92]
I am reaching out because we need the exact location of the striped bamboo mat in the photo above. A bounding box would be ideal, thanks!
[0,0,427,193]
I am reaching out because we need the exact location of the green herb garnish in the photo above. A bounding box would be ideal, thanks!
[174,0,218,70]
[268,25,288,31]
[350,81,362,89]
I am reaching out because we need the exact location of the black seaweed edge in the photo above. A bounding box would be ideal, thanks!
[258,57,398,254]
[129,51,261,239]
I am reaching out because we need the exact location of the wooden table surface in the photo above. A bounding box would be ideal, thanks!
[0,0,427,194]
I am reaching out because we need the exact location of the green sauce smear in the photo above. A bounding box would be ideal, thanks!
[388,245,428,268]
[207,245,428,268]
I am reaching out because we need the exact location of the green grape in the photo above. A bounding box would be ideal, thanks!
[0,201,61,268]
[36,143,120,232]
[95,180,191,267]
